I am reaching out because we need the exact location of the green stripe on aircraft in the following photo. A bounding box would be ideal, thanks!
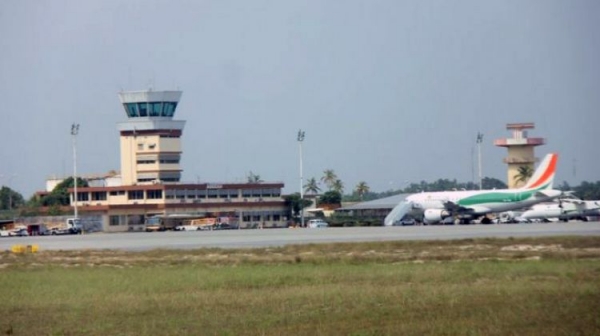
[457,183,551,207]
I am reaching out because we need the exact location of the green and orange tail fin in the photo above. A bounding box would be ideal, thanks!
[521,153,558,190]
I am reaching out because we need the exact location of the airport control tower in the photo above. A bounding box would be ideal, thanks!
[117,90,185,185]
[494,123,545,189]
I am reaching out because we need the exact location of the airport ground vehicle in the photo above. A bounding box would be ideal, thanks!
[9,228,29,237]
[49,218,82,235]
[146,215,221,232]
[212,223,238,230]
[147,214,239,232]
[174,224,201,231]
[307,219,329,228]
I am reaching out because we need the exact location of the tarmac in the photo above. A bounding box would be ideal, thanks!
[2,221,599,251]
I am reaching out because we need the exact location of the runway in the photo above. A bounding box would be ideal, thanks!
[2,222,600,251]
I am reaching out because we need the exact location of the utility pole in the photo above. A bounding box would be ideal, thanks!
[476,132,484,190]
[470,146,475,188]
[8,175,14,214]
[297,130,305,228]
[71,123,80,225]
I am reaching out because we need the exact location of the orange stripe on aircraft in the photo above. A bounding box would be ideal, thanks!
[528,154,557,189]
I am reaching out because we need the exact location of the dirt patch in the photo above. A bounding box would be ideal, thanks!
[2,237,599,269]
[500,244,563,252]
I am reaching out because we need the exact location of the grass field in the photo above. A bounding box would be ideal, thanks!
[1,236,600,335]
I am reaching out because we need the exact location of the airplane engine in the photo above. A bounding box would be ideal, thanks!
[424,209,450,224]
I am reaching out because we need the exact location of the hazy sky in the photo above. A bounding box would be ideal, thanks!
[1,0,599,198]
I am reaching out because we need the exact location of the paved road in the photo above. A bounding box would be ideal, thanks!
[2,222,600,251]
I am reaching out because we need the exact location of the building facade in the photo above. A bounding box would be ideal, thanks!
[71,182,288,232]
[64,90,288,231]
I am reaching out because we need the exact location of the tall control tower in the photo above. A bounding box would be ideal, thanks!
[494,123,545,189]
[117,90,185,185]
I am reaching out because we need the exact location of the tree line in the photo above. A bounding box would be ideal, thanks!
[2,172,600,219]
[0,177,88,218]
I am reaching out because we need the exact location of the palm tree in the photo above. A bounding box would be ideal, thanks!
[321,169,337,190]
[355,181,370,200]
[304,177,321,195]
[514,165,534,187]
[331,179,344,194]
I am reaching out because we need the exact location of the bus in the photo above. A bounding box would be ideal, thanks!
[145,213,239,232]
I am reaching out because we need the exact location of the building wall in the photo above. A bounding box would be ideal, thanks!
[506,146,535,188]
[120,134,182,185]
[72,184,288,232]
[120,136,136,185]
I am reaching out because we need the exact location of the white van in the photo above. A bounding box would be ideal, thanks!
[307,219,329,228]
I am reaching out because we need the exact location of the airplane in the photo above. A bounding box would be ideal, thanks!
[384,153,563,225]
[518,198,600,222]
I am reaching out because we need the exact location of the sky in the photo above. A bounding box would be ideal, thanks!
[1,0,599,198]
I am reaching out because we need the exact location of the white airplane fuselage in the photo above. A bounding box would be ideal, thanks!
[520,200,600,221]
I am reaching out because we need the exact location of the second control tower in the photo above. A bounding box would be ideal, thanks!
[494,123,545,189]
[117,90,185,185]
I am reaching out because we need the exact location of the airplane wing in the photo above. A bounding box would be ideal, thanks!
[534,190,562,199]
[560,198,585,205]
[442,201,490,215]
[442,201,470,213]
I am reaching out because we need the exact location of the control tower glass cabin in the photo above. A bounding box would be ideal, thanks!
[117,90,185,185]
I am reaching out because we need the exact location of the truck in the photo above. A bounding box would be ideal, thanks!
[49,218,82,235]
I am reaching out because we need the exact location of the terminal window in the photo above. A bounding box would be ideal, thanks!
[128,190,144,200]
[147,190,163,199]
[92,192,107,201]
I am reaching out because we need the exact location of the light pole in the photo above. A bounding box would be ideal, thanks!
[8,175,15,214]
[297,130,305,228]
[71,124,80,222]
[476,132,484,190]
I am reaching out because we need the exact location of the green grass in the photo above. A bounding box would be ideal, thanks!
[1,236,600,335]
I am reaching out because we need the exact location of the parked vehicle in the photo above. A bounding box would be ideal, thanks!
[9,228,29,237]
[212,223,238,230]
[307,219,329,228]
[49,218,82,235]
[396,218,416,226]
[174,225,202,231]
[146,215,214,232]
[26,223,51,235]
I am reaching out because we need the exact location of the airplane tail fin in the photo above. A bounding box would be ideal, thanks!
[521,153,558,190]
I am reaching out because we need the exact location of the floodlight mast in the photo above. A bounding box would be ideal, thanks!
[71,123,80,232]
[297,130,305,228]
[476,132,484,190]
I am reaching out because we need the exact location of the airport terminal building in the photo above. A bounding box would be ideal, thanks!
[56,90,288,232]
